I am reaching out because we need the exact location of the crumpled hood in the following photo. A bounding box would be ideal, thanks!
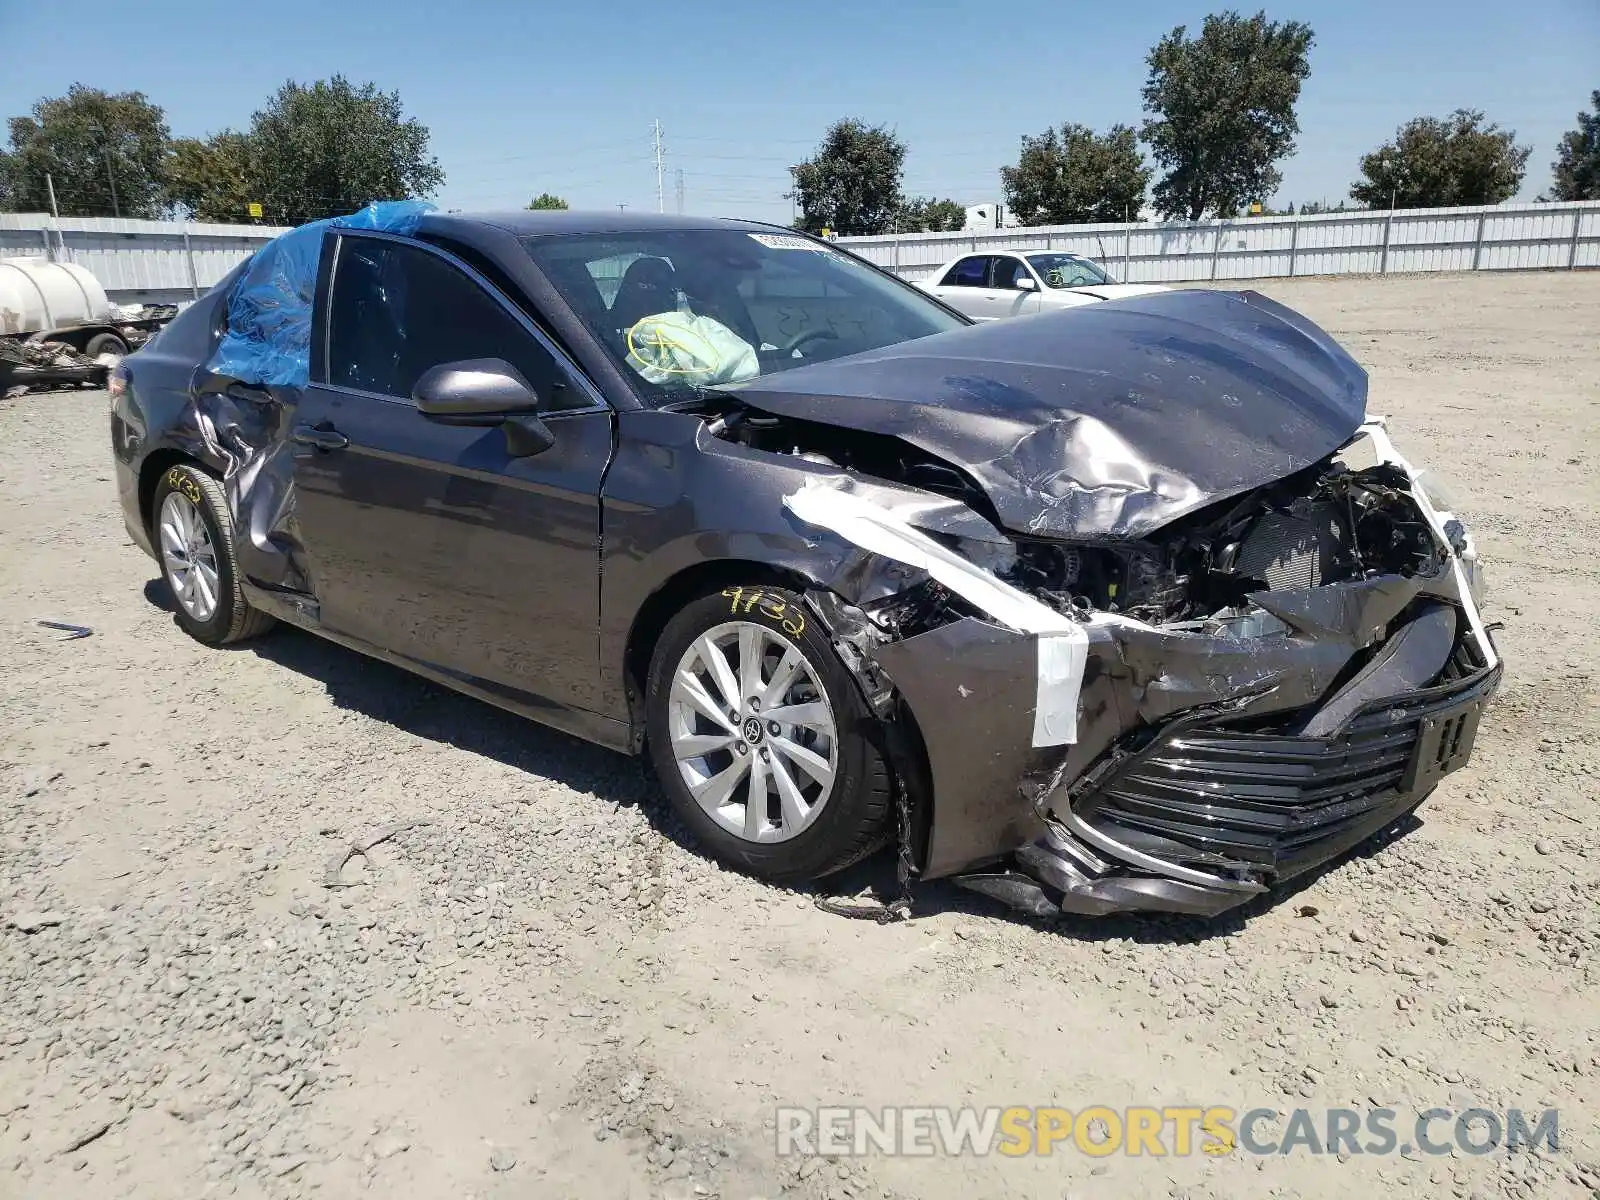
[731,288,1368,540]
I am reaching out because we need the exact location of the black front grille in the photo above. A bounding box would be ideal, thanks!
[1076,637,1497,882]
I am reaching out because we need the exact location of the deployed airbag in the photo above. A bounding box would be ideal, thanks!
[625,311,759,386]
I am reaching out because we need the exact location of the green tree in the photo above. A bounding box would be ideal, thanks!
[1141,11,1314,220]
[1000,123,1150,225]
[527,192,569,210]
[167,132,254,223]
[246,76,443,224]
[896,196,965,232]
[1547,90,1600,202]
[0,84,171,217]
[1351,110,1530,209]
[790,120,906,236]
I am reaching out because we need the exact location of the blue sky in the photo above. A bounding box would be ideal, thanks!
[1,0,1594,222]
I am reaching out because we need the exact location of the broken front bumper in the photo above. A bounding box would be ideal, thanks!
[957,624,1501,919]
[790,420,1501,919]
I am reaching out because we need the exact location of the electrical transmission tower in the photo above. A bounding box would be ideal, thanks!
[653,120,665,214]
[675,169,685,215]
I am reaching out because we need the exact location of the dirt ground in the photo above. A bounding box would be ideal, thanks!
[2,269,1597,1200]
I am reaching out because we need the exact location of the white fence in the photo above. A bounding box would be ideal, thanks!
[836,200,1600,284]
[3,201,1596,306]
[0,214,291,306]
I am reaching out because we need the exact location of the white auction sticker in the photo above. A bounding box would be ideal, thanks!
[748,232,830,251]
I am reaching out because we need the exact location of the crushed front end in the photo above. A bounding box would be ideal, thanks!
[954,421,1501,917]
[773,418,1501,919]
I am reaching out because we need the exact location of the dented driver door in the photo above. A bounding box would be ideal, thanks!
[290,231,614,717]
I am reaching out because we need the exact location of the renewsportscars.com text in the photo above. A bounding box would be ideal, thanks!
[774,1105,1561,1159]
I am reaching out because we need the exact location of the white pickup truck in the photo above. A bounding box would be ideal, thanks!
[916,250,1167,321]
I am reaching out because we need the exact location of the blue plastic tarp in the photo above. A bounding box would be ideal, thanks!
[207,200,434,388]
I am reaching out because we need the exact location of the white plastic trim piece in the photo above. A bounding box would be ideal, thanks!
[1356,420,1499,669]
[784,481,1088,746]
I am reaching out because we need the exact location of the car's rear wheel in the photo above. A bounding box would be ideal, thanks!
[645,584,892,883]
[84,332,129,359]
[151,462,274,645]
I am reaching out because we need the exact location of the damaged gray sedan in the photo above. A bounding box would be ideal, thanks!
[110,208,1501,918]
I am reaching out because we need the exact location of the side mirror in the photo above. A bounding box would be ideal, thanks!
[413,358,555,458]
[1015,276,1038,291]
[414,358,539,421]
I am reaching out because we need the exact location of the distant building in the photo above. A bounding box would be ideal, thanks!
[964,203,1017,232]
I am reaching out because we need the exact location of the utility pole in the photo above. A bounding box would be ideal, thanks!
[104,146,121,218]
[45,172,60,219]
[1123,202,1131,280]
[617,203,628,213]
[675,169,685,216]
[652,119,665,214]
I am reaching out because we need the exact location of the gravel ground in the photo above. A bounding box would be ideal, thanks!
[2,269,1598,1200]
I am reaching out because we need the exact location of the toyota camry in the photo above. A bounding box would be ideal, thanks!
[109,204,1501,918]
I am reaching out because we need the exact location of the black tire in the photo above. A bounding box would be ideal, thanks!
[84,332,129,358]
[645,584,892,883]
[150,462,275,646]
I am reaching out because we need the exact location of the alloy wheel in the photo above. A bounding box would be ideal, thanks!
[157,489,221,623]
[667,620,839,843]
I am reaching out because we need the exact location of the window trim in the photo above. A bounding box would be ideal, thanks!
[316,229,610,418]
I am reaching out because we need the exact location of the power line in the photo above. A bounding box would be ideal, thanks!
[672,134,821,146]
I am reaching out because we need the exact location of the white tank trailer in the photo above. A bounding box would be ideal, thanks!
[0,257,177,391]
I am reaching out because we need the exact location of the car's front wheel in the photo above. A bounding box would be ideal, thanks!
[151,462,274,646]
[645,584,892,883]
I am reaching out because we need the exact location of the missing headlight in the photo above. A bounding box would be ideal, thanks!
[1002,458,1446,627]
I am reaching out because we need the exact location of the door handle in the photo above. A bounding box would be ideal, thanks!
[292,424,349,451]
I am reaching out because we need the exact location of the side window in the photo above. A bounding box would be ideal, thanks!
[939,256,991,288]
[994,258,1032,290]
[326,237,590,412]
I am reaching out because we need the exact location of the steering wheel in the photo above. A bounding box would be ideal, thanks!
[775,327,841,356]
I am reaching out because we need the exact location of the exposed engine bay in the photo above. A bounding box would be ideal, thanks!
[697,398,1445,635]
[998,457,1441,625]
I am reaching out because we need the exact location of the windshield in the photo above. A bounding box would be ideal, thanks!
[522,229,966,401]
[1026,253,1114,289]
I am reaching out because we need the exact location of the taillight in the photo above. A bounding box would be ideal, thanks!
[108,366,128,407]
